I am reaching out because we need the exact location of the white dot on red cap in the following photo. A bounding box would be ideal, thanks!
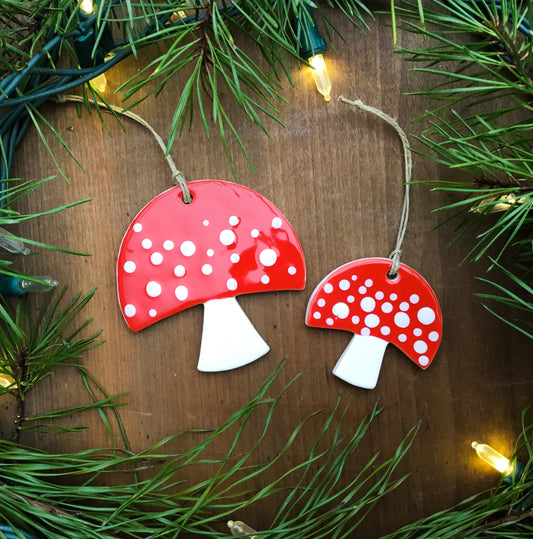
[259,249,277,267]
[149,309,157,317]
[124,261,136,273]
[261,275,270,284]
[418,307,436,325]
[231,253,240,263]
[375,291,384,300]
[394,312,410,328]
[359,286,367,294]
[317,298,326,307]
[174,265,186,277]
[351,275,357,281]
[150,252,163,265]
[400,301,409,311]
[142,239,152,249]
[251,229,259,238]
[227,278,238,291]
[381,326,391,336]
[180,241,196,257]
[351,315,360,324]
[414,340,428,354]
[203,220,209,226]
[175,285,188,301]
[313,311,321,320]
[365,314,380,328]
[414,328,422,337]
[429,331,440,342]
[410,294,420,304]
[146,281,161,298]
[220,229,236,246]
[124,304,136,317]
[365,279,373,287]
[332,302,350,319]
[398,333,407,342]
[339,279,350,291]
[288,266,297,275]
[390,293,398,301]
[360,297,375,313]
[229,216,239,226]
[133,223,142,232]
[324,283,333,294]
[163,240,174,251]
[347,295,355,303]
[382,302,393,313]
[326,318,334,326]
[419,356,429,366]
[272,217,282,229]
[361,327,371,336]
[207,249,214,257]
[202,264,213,275]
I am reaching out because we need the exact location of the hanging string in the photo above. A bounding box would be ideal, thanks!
[52,94,192,203]
[339,96,412,278]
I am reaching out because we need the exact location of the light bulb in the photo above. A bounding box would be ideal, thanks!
[90,72,107,93]
[227,520,257,538]
[472,441,514,474]
[79,0,95,15]
[308,54,331,101]
[0,372,16,389]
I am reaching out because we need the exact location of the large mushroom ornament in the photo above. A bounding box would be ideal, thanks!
[117,180,305,372]
[306,258,442,389]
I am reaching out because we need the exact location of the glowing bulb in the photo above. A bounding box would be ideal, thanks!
[0,371,16,389]
[308,54,331,102]
[79,0,95,15]
[90,73,107,93]
[472,441,514,474]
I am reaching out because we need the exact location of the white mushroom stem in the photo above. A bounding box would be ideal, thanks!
[332,334,388,389]
[197,297,270,372]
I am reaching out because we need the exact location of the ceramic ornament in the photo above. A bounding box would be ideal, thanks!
[117,180,305,372]
[306,258,442,389]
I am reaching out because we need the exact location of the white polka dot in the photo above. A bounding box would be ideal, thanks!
[313,311,321,319]
[231,253,240,263]
[227,278,238,291]
[361,327,371,336]
[359,286,367,294]
[351,315,360,324]
[375,291,384,300]
[124,304,136,317]
[381,302,393,314]
[429,331,440,342]
[124,261,136,273]
[202,264,213,275]
[207,249,214,257]
[203,220,209,226]
[324,283,333,294]
[332,302,350,319]
[149,309,157,317]
[174,265,186,277]
[146,281,161,297]
[142,238,152,249]
[419,356,429,366]
[288,266,297,275]
[414,328,422,337]
[229,215,240,226]
[163,240,174,251]
[339,279,350,291]
[150,252,163,265]
[261,275,270,284]
[394,312,410,328]
[410,294,420,304]
[347,295,355,303]
[365,279,373,287]
[390,293,398,301]
[365,314,380,328]
[326,318,334,326]
[133,223,142,232]
[360,297,376,312]
[318,299,326,307]
[398,334,407,342]
[259,249,277,267]
[400,302,409,311]
[271,217,282,229]
[251,229,260,238]
[180,241,196,257]
[220,229,236,246]
[351,275,357,281]
[381,326,391,336]
[418,307,436,325]
[414,340,428,354]
[175,285,188,301]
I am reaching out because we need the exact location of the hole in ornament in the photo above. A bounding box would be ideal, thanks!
[387,270,399,282]
[177,191,193,205]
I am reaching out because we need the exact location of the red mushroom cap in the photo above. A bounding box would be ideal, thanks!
[306,258,442,369]
[117,180,306,331]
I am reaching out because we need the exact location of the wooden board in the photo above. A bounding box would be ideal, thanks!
[4,8,533,537]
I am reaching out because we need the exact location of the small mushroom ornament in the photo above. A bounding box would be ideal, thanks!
[306,258,442,389]
[117,180,305,372]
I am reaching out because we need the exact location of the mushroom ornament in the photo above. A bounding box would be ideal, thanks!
[306,258,442,389]
[117,180,305,372]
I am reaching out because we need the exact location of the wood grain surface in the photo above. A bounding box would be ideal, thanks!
[3,7,533,538]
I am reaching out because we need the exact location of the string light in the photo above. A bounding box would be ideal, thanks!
[0,371,16,389]
[78,0,95,15]
[227,520,257,538]
[307,53,331,102]
[0,275,58,296]
[471,441,514,474]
